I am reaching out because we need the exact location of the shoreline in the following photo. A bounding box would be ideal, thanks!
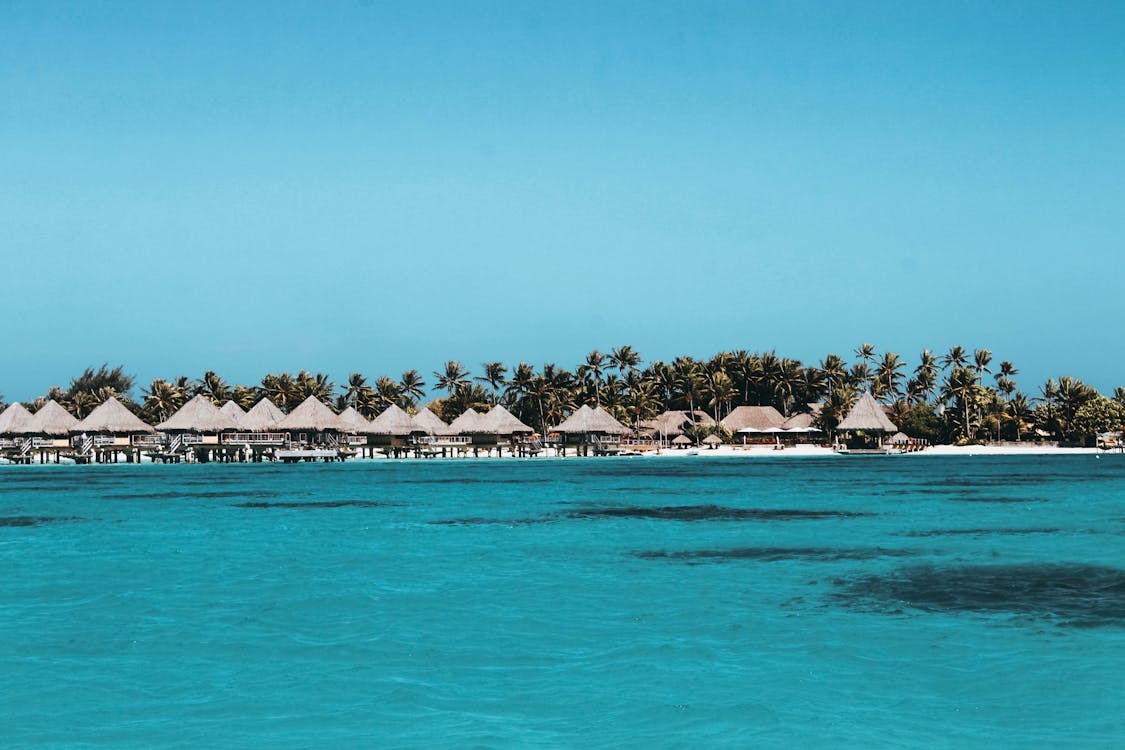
[1,443,1114,467]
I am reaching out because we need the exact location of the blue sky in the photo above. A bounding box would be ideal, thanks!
[2,1,1124,400]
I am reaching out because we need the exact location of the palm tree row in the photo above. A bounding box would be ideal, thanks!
[12,345,1125,445]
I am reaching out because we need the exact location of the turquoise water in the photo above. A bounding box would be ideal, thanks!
[2,455,1124,748]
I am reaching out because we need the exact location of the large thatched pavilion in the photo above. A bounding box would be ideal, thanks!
[836,392,898,451]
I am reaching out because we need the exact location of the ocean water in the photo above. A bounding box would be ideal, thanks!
[2,455,1124,748]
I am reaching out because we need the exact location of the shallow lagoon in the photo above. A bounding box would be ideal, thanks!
[2,455,1124,748]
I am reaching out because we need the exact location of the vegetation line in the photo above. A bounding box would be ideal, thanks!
[4,345,1123,445]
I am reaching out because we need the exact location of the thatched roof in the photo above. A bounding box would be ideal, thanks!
[412,406,453,436]
[837,392,898,433]
[75,398,155,434]
[220,401,248,429]
[722,406,785,433]
[552,404,630,435]
[337,406,374,433]
[24,400,80,436]
[157,394,239,432]
[448,408,486,434]
[888,431,910,444]
[478,405,533,434]
[242,399,286,430]
[0,402,34,435]
[276,396,349,432]
[367,404,423,435]
[671,434,692,445]
[702,434,723,445]
[780,412,820,431]
[641,409,715,437]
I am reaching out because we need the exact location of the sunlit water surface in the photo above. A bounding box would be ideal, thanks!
[2,455,1124,748]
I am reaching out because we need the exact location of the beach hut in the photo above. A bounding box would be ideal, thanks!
[20,400,80,463]
[241,399,286,431]
[702,434,723,449]
[671,435,693,449]
[276,396,350,447]
[72,398,156,463]
[364,405,425,456]
[476,405,535,455]
[836,392,898,449]
[221,398,287,458]
[722,406,785,444]
[551,404,630,455]
[448,408,485,435]
[777,412,823,444]
[0,402,34,436]
[156,395,244,461]
[641,409,714,439]
[157,394,239,434]
[412,406,454,436]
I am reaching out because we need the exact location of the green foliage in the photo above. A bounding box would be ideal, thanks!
[1072,397,1125,444]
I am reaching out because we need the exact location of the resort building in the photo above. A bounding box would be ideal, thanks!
[722,406,785,444]
[551,404,630,455]
[71,398,158,463]
[836,392,898,451]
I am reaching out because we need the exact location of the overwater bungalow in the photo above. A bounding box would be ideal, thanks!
[448,408,485,435]
[835,392,898,452]
[410,406,470,456]
[274,396,352,460]
[476,405,536,456]
[19,400,80,464]
[0,403,35,459]
[367,404,426,457]
[722,406,785,445]
[551,404,630,455]
[71,398,157,463]
[220,398,288,459]
[155,394,245,462]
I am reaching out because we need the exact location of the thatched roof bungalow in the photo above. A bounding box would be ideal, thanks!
[276,396,350,434]
[73,399,155,453]
[367,405,423,436]
[157,394,239,434]
[24,400,79,437]
[448,408,486,435]
[337,406,374,433]
[0,402,34,436]
[552,404,630,436]
[241,399,286,431]
[477,405,533,435]
[641,409,714,437]
[412,406,454,436]
[837,392,898,433]
[721,406,785,434]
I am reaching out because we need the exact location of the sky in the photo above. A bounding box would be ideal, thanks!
[2,1,1124,401]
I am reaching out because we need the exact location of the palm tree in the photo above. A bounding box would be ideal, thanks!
[818,354,848,397]
[141,378,185,423]
[577,350,608,407]
[671,357,703,414]
[1007,393,1033,442]
[913,350,939,403]
[476,362,507,405]
[398,370,426,408]
[704,370,736,422]
[609,345,641,375]
[374,376,404,410]
[433,361,470,398]
[873,352,905,403]
[941,366,980,441]
[622,379,661,430]
[195,371,232,403]
[772,359,805,415]
[941,345,968,371]
[853,343,876,388]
